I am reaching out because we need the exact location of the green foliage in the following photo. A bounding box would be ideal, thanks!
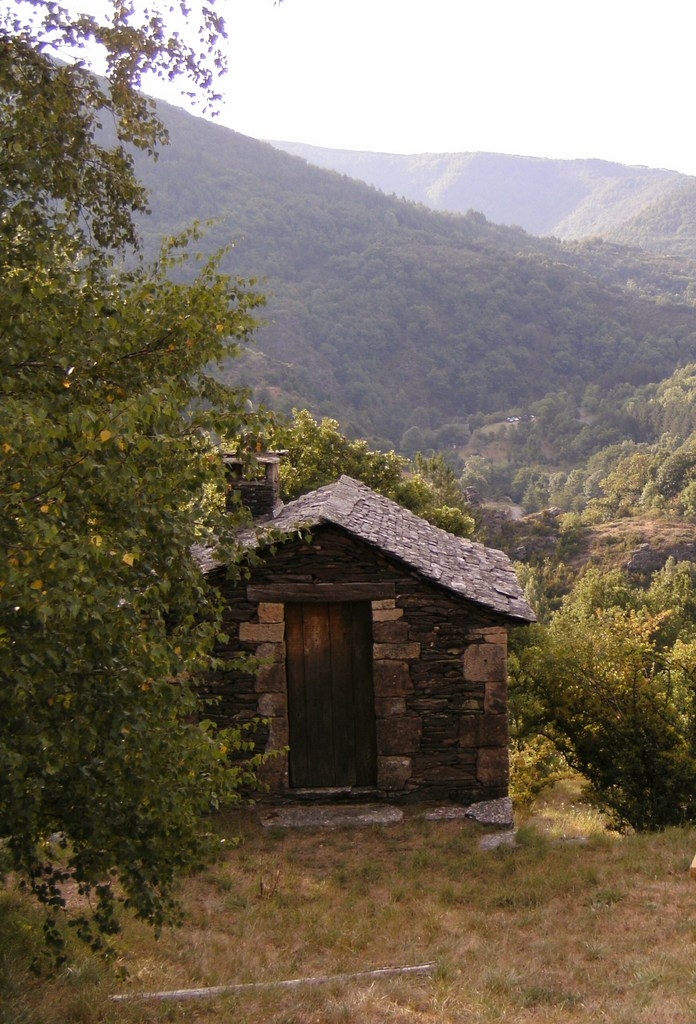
[497,366,696,521]
[592,452,659,519]
[515,576,696,831]
[3,2,228,252]
[1,1,271,960]
[394,453,476,537]
[275,409,406,500]
[644,558,696,645]
[509,735,568,809]
[654,444,696,499]
[559,566,638,618]
[508,625,569,808]
[276,412,475,537]
[514,560,574,624]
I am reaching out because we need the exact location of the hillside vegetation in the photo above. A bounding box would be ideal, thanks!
[136,102,696,449]
[270,142,694,247]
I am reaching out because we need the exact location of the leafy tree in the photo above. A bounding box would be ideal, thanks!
[276,411,475,537]
[679,479,696,520]
[4,2,228,252]
[459,455,493,494]
[644,558,696,646]
[515,582,696,831]
[591,451,657,519]
[513,559,575,625]
[654,444,696,501]
[399,452,476,536]
[1,1,272,960]
[558,566,637,619]
[276,409,406,500]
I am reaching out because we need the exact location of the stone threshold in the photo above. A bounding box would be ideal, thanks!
[259,796,514,831]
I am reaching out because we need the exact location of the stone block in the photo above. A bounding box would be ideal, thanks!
[373,660,413,696]
[372,599,397,611]
[377,715,422,754]
[257,692,287,718]
[462,642,506,682]
[375,696,407,718]
[255,641,286,663]
[484,678,508,715]
[477,747,509,788]
[410,696,449,713]
[459,715,482,748]
[465,797,514,827]
[259,751,288,788]
[266,717,289,750]
[255,662,286,693]
[418,763,472,784]
[372,607,404,622]
[257,602,284,623]
[374,641,421,661]
[239,621,285,643]
[482,713,509,746]
[372,619,409,643]
[377,756,412,790]
[466,627,507,643]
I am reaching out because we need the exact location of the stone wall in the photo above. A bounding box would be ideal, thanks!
[203,525,510,804]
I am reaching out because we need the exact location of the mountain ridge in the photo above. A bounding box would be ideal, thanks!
[268,141,691,244]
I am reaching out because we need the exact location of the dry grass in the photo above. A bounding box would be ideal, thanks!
[566,515,695,574]
[4,789,696,1024]
[458,420,519,467]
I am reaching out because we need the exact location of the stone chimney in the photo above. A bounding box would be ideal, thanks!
[223,452,283,520]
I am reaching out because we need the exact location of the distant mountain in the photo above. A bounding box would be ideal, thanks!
[605,178,696,260]
[131,102,696,449]
[269,142,693,248]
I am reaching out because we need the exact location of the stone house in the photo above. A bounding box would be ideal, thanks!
[197,457,535,805]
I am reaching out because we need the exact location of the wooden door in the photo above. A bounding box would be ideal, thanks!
[285,601,376,789]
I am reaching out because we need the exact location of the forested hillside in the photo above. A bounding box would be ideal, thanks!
[137,101,696,450]
[605,178,696,258]
[270,142,692,245]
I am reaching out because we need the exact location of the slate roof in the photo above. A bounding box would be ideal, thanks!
[199,475,535,623]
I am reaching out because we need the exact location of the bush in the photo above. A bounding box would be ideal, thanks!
[518,605,696,831]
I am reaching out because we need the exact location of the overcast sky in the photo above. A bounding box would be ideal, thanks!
[151,0,695,175]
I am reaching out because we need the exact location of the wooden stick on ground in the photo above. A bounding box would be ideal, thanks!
[110,962,437,1002]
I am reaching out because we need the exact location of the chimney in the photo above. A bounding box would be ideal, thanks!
[223,452,283,520]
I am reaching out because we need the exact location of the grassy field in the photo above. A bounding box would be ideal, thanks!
[3,784,696,1024]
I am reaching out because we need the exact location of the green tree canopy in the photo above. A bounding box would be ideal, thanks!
[512,565,696,831]
[1,1,272,960]
[276,408,407,500]
[275,410,476,537]
[4,1,228,251]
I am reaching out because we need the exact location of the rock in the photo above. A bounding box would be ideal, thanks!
[259,804,404,829]
[626,542,696,574]
[465,796,514,828]
[424,796,514,828]
[479,831,517,850]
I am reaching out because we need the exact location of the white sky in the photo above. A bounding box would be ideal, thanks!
[35,0,696,174]
[145,0,696,175]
